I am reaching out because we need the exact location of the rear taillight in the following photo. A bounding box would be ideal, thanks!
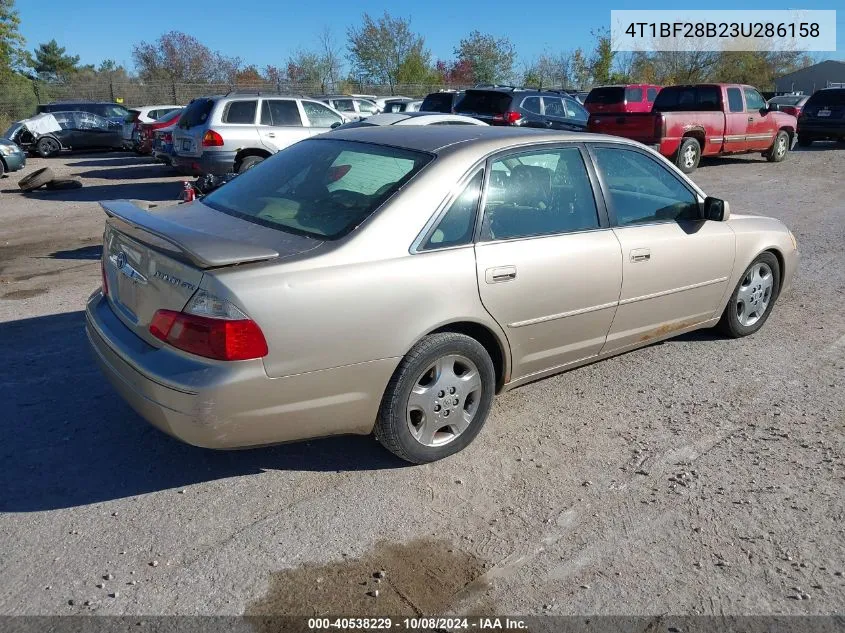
[202,130,224,147]
[101,258,108,296]
[653,113,665,139]
[492,111,522,125]
[163,132,172,142]
[149,291,267,361]
[782,106,798,117]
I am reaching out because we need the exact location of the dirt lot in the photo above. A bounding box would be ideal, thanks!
[0,146,843,619]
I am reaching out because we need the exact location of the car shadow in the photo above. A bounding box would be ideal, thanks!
[68,156,154,168]
[793,141,843,152]
[73,165,179,180]
[50,245,103,260]
[0,311,404,512]
[23,181,181,202]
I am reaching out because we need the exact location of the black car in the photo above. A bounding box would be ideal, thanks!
[420,91,465,113]
[36,101,131,126]
[9,111,124,157]
[797,88,845,146]
[454,87,589,131]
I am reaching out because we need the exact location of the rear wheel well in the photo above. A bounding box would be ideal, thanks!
[429,322,507,392]
[234,148,271,168]
[682,130,705,148]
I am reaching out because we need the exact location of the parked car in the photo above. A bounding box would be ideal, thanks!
[7,111,124,157]
[584,84,661,114]
[588,83,798,173]
[420,90,465,113]
[152,124,177,164]
[372,96,410,112]
[455,87,589,131]
[318,96,378,121]
[381,98,422,113]
[36,101,131,126]
[767,94,809,118]
[335,113,487,128]
[796,88,845,146]
[137,108,183,155]
[0,133,26,176]
[123,104,181,148]
[170,92,347,175]
[87,126,798,463]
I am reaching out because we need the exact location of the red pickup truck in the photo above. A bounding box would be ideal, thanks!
[587,84,797,173]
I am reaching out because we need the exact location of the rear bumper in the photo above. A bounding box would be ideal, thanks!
[86,290,394,449]
[798,120,845,139]
[172,150,237,176]
[1,151,26,172]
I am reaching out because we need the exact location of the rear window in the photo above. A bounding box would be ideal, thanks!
[179,98,214,129]
[421,93,455,113]
[456,90,513,114]
[154,108,182,122]
[805,89,845,107]
[586,87,625,104]
[98,104,130,118]
[223,100,257,124]
[625,87,643,102]
[770,95,805,106]
[202,139,433,239]
[653,86,722,112]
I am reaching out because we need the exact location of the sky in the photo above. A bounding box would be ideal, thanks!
[16,0,845,72]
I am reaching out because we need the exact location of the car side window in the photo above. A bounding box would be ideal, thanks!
[522,97,541,114]
[543,97,566,117]
[356,100,377,114]
[481,147,600,241]
[333,99,355,113]
[744,87,766,112]
[647,87,658,102]
[223,100,257,124]
[302,101,343,128]
[261,100,302,126]
[727,88,744,113]
[592,147,700,226]
[421,171,483,250]
[564,98,588,121]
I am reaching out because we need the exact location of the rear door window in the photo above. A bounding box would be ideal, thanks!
[647,87,659,102]
[260,100,302,126]
[223,100,258,124]
[727,88,744,112]
[179,98,214,129]
[653,86,721,111]
[521,97,541,114]
[302,101,343,128]
[543,97,566,117]
[564,98,588,121]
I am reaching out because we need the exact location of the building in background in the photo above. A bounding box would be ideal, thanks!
[775,60,845,95]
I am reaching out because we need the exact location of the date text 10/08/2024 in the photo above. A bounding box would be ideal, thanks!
[306,617,529,630]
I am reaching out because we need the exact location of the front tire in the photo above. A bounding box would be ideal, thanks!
[675,138,701,173]
[36,136,61,158]
[717,252,780,338]
[766,130,789,162]
[375,332,495,464]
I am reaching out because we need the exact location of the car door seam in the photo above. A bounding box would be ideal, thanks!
[618,276,729,306]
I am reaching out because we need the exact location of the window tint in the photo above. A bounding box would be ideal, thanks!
[744,87,766,111]
[481,147,599,241]
[593,147,700,226]
[543,97,566,117]
[203,139,432,239]
[585,87,625,104]
[564,98,588,121]
[456,90,512,114]
[223,100,257,124]
[302,101,342,128]
[522,97,541,114]
[653,86,721,111]
[625,87,644,102]
[421,93,456,112]
[727,88,744,112]
[260,100,302,126]
[422,171,483,250]
[179,98,214,129]
[647,87,658,102]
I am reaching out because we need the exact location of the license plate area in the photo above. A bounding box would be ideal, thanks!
[181,139,192,151]
[818,109,831,117]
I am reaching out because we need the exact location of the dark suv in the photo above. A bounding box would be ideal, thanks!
[420,91,465,113]
[797,88,845,146]
[454,87,589,131]
[36,101,131,126]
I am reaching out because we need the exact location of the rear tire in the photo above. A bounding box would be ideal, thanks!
[797,135,814,147]
[36,136,61,158]
[675,138,700,173]
[374,332,495,464]
[18,167,55,191]
[236,155,264,173]
[766,130,789,162]
[717,252,780,338]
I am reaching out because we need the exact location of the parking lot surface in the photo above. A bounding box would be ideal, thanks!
[1,147,843,616]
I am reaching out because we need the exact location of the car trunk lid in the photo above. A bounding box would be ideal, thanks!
[101,199,322,345]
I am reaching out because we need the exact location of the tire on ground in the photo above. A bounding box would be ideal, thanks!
[717,251,781,339]
[237,155,264,173]
[45,178,83,190]
[36,136,61,158]
[374,332,496,464]
[675,137,701,174]
[766,130,790,162]
[18,167,56,192]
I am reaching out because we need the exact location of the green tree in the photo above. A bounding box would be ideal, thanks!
[0,0,26,76]
[455,30,515,85]
[570,48,591,88]
[347,12,427,93]
[589,28,614,85]
[32,39,80,81]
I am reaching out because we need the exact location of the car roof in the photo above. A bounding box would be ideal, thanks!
[325,125,628,154]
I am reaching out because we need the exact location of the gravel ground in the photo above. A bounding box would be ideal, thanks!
[0,147,843,618]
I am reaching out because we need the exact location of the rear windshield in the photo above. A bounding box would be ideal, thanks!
[586,87,625,104]
[203,139,433,239]
[421,93,455,112]
[770,95,805,106]
[456,90,513,114]
[154,108,182,122]
[805,89,845,107]
[653,86,722,111]
[179,98,214,129]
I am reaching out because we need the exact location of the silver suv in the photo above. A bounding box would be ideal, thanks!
[319,96,378,121]
[171,92,346,175]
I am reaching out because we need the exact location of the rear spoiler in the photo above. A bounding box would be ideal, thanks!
[100,200,279,268]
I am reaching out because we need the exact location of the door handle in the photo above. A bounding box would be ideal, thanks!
[486,266,517,283]
[630,248,651,263]
[747,117,755,122]
[266,132,276,138]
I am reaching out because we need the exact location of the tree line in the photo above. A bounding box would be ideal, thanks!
[1,0,819,98]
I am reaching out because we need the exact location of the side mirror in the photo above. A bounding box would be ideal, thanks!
[330,121,342,129]
[766,103,781,113]
[702,196,730,221]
